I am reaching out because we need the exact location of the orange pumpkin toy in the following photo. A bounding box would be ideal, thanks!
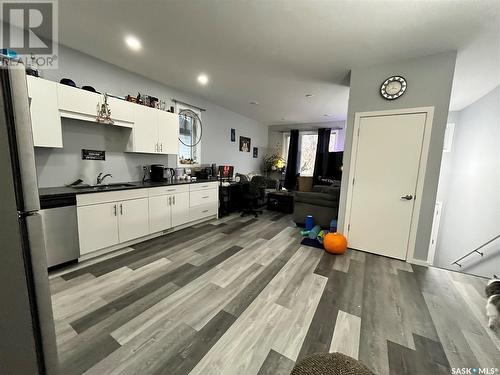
[323,232,348,254]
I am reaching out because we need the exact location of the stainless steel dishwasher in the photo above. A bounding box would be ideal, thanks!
[40,195,80,267]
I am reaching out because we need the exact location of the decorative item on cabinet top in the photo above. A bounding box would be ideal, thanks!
[96,93,114,124]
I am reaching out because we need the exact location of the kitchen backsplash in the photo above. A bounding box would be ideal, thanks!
[35,118,176,188]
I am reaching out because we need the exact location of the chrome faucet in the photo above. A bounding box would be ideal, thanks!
[96,172,112,185]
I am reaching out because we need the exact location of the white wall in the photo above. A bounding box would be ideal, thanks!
[434,86,500,278]
[36,45,268,187]
[338,51,456,261]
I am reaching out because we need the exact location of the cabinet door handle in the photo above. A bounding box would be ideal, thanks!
[202,209,209,213]
[173,195,175,205]
[169,196,172,206]
[113,204,117,216]
[120,203,123,215]
[160,143,163,152]
[167,189,176,192]
[202,196,209,199]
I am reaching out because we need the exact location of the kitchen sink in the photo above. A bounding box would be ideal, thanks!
[72,183,136,190]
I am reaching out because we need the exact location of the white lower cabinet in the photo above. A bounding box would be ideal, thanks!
[77,196,149,255]
[148,191,190,233]
[118,198,149,242]
[172,192,190,227]
[77,184,218,256]
[77,202,120,255]
[149,195,172,233]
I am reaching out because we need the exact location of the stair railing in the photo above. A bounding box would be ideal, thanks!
[451,234,500,268]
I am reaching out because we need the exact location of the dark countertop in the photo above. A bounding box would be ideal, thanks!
[39,178,219,201]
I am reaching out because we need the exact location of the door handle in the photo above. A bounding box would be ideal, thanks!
[160,143,163,152]
[400,195,413,201]
[172,195,175,205]
[120,203,123,215]
[113,204,117,216]
[169,196,172,206]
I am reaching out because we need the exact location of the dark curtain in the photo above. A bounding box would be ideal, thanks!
[312,128,331,185]
[284,129,299,190]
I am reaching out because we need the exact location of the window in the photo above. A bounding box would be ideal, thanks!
[298,132,318,176]
[282,129,339,176]
[282,130,318,177]
[282,132,290,162]
[177,104,201,166]
[328,131,338,152]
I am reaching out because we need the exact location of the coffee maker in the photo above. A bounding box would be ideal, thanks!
[150,164,175,182]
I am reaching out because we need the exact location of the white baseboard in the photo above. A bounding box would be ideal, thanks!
[407,257,429,267]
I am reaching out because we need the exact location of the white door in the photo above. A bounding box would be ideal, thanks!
[27,76,63,148]
[348,113,426,260]
[158,110,179,154]
[118,198,149,242]
[149,195,172,233]
[77,202,119,254]
[171,192,190,227]
[132,105,158,153]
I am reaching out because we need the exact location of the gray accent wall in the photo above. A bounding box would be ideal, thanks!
[338,51,456,261]
[434,86,500,278]
[36,45,268,187]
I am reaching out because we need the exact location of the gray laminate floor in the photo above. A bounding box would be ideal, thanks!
[49,211,500,375]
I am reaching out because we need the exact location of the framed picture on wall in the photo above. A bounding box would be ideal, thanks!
[231,128,236,142]
[239,136,251,152]
[253,147,258,158]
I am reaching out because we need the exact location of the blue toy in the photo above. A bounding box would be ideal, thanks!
[305,215,314,231]
[308,225,321,240]
[330,219,338,232]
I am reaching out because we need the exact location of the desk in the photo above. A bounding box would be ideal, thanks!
[218,181,249,217]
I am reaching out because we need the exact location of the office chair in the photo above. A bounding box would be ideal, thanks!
[241,175,267,218]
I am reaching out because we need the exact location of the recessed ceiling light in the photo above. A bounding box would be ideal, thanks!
[305,94,314,98]
[250,101,259,105]
[125,35,142,51]
[197,74,209,85]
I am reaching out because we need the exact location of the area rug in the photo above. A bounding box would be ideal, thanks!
[300,237,324,250]
[291,352,375,375]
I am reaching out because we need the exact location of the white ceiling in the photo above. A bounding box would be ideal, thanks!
[55,0,500,125]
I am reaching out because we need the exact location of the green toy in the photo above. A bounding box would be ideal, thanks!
[301,225,329,244]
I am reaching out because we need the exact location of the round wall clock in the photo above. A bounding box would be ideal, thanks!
[380,76,407,100]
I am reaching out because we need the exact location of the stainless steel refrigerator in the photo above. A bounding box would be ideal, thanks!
[0,58,58,374]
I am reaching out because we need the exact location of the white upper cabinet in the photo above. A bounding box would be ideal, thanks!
[26,76,63,148]
[128,105,179,155]
[130,104,158,153]
[57,84,133,127]
[106,97,134,128]
[57,83,101,120]
[26,77,179,155]
[158,110,179,155]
